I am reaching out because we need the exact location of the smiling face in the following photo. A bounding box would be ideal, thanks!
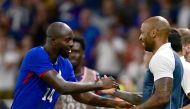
[54,32,74,58]
[46,22,75,58]
[139,23,155,52]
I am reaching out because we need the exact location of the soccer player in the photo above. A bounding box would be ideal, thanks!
[11,22,132,109]
[103,16,184,109]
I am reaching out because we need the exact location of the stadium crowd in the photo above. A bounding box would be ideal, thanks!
[0,0,190,108]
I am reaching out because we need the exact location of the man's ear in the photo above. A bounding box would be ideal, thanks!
[51,37,57,46]
[150,29,157,38]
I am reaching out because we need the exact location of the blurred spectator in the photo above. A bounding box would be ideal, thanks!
[84,0,101,10]
[58,0,85,29]
[157,0,172,20]
[95,24,125,78]
[134,2,150,26]
[177,0,190,28]
[92,0,117,35]
[122,0,138,27]
[150,0,178,24]
[118,27,145,92]
[119,51,146,92]
[18,34,33,60]
[0,11,11,34]
[78,8,100,68]
[1,0,11,10]
[124,27,143,66]
[29,1,49,46]
[59,0,75,25]
[0,29,20,99]
[6,0,27,40]
[43,0,57,21]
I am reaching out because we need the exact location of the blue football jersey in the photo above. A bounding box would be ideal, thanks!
[11,46,77,109]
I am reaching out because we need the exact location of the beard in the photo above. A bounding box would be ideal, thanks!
[60,49,70,58]
[145,47,153,52]
[144,42,154,52]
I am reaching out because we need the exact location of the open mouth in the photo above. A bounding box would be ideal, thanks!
[67,49,71,54]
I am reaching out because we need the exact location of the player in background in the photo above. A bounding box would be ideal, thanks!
[11,22,132,109]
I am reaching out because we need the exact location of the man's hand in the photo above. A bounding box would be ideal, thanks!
[96,75,119,90]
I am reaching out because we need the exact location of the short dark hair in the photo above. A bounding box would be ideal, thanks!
[168,29,182,52]
[73,36,85,50]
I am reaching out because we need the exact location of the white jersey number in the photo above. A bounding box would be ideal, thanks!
[42,88,55,103]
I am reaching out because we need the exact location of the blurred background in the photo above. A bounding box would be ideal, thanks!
[0,0,190,108]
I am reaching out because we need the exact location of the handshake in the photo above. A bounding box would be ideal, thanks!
[95,75,136,109]
[95,75,120,90]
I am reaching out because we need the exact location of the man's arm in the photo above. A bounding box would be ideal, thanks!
[133,77,173,109]
[41,69,118,94]
[71,92,134,108]
[101,88,142,105]
[112,90,142,105]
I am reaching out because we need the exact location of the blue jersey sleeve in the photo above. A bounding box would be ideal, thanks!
[66,59,77,82]
[25,48,53,77]
[68,69,77,82]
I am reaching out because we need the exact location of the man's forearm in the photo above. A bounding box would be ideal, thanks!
[112,90,142,105]
[59,81,102,94]
[134,93,168,109]
[72,92,133,108]
[134,77,172,109]
[42,70,115,95]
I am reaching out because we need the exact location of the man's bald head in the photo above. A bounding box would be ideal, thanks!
[46,22,73,38]
[139,16,171,52]
[142,16,170,38]
[44,22,74,58]
[143,16,170,29]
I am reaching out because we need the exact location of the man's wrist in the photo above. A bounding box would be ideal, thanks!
[112,89,119,95]
[93,81,103,90]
